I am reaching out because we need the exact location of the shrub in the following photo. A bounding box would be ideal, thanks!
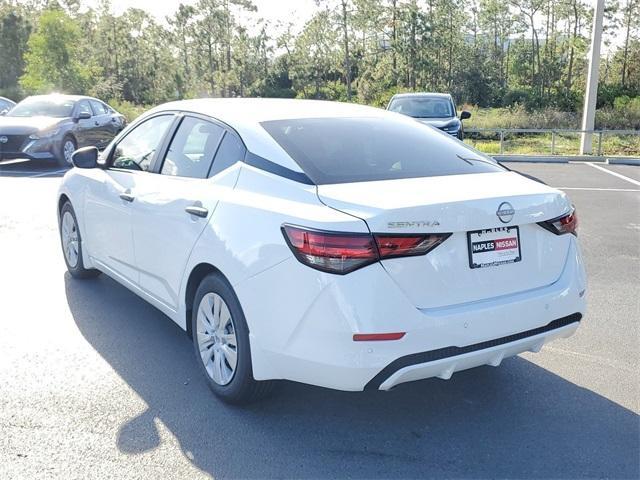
[108,100,147,123]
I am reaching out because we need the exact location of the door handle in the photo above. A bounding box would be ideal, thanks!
[119,192,135,203]
[185,206,208,218]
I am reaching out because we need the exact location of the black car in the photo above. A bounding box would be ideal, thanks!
[0,96,15,115]
[387,92,471,140]
[0,94,126,166]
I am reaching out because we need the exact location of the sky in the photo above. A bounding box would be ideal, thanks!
[102,0,318,28]
[83,0,619,51]
[88,0,603,23]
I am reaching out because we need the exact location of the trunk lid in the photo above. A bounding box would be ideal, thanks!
[317,171,573,309]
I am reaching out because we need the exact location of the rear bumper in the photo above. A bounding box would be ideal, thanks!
[369,314,580,390]
[238,236,586,391]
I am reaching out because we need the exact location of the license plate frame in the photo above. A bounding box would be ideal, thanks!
[467,226,522,269]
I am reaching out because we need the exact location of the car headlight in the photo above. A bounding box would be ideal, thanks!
[442,122,460,132]
[29,128,60,140]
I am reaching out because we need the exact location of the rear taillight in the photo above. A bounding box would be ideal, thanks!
[282,225,450,274]
[538,207,578,236]
[374,234,452,259]
[282,225,377,274]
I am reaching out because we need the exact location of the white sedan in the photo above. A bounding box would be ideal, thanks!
[57,99,587,403]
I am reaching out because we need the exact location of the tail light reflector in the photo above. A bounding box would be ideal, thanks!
[282,225,450,274]
[538,207,578,236]
[353,332,406,341]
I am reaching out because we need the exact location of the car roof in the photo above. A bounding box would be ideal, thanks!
[23,94,101,103]
[390,92,452,99]
[0,96,15,103]
[145,98,410,173]
[149,98,388,123]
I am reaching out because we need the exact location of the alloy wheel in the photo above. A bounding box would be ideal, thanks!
[63,140,75,165]
[196,292,238,386]
[61,211,79,268]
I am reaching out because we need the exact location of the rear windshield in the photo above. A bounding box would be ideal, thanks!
[261,117,504,185]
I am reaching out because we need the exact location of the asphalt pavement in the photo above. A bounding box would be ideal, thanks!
[0,159,638,479]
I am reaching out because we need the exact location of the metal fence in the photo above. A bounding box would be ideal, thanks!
[464,128,640,156]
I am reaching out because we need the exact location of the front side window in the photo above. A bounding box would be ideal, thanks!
[261,117,504,185]
[160,117,224,178]
[76,101,92,117]
[90,100,107,115]
[112,115,174,171]
[388,97,455,118]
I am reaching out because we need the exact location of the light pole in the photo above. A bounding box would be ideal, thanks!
[580,0,605,155]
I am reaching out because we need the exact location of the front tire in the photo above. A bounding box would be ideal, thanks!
[57,136,76,167]
[192,273,273,404]
[59,202,100,279]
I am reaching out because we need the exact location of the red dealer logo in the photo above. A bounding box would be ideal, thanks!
[494,237,518,251]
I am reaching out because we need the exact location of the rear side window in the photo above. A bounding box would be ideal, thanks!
[261,117,504,185]
[161,117,224,178]
[209,132,245,177]
[112,115,174,171]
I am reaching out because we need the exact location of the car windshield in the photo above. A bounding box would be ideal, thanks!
[9,98,75,118]
[261,117,504,185]
[388,97,455,118]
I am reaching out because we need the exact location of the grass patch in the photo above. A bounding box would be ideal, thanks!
[465,131,640,156]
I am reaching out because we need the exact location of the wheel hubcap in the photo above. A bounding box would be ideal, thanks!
[196,293,238,386]
[61,211,79,268]
[63,141,75,164]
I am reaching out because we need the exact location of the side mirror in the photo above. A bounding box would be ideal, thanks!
[0,109,8,116]
[460,110,471,120]
[71,146,98,169]
[74,111,92,122]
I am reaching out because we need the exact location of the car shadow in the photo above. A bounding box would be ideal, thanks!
[65,273,639,479]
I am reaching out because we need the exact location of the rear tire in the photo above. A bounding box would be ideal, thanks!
[59,201,100,279]
[56,136,76,168]
[191,273,274,404]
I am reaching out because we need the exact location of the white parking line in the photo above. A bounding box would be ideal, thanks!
[0,168,67,178]
[0,170,35,175]
[585,162,640,187]
[0,169,67,177]
[29,169,68,178]
[556,187,640,192]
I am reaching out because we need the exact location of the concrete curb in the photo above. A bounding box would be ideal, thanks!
[493,155,570,163]
[493,155,640,165]
[607,157,640,166]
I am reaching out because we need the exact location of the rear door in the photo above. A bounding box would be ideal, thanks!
[130,115,245,311]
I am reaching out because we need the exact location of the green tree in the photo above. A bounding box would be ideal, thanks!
[20,8,96,94]
[0,4,31,98]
